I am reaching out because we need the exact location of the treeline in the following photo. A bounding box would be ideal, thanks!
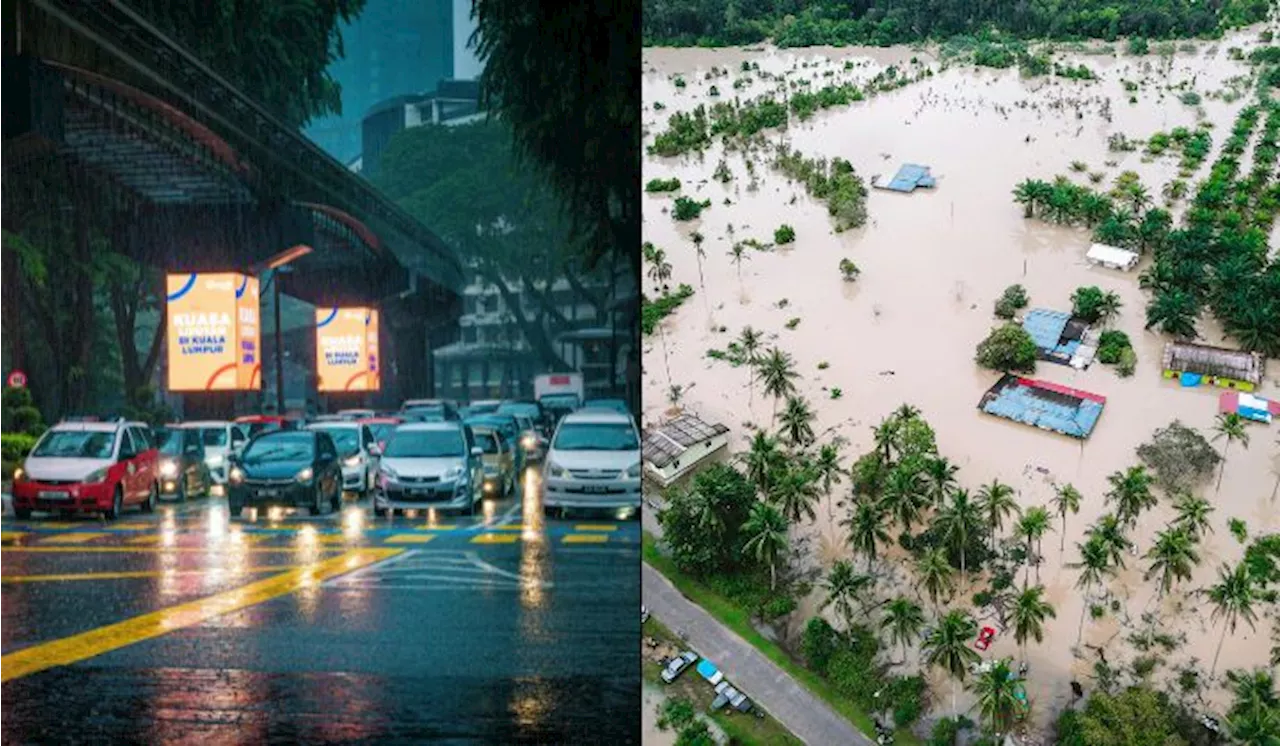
[643,0,1272,47]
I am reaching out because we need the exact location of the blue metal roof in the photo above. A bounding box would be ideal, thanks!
[1022,309,1071,352]
[879,163,937,192]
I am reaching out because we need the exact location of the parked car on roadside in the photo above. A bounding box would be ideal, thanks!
[661,652,699,684]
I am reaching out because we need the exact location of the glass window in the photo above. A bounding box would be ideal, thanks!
[200,427,230,447]
[241,433,314,464]
[131,427,153,451]
[553,422,639,451]
[155,429,183,456]
[362,426,375,448]
[383,429,466,458]
[32,430,117,460]
[312,427,358,455]
[476,431,501,454]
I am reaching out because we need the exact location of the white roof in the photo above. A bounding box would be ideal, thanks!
[308,421,360,431]
[1086,243,1139,265]
[52,421,130,433]
[561,410,634,425]
[178,420,233,429]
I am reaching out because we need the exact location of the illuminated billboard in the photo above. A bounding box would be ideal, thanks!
[315,307,380,392]
[166,273,260,391]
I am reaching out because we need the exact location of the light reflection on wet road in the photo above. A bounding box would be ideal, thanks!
[1,467,641,744]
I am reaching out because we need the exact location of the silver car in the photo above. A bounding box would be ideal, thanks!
[661,652,698,684]
[543,409,641,515]
[374,422,484,517]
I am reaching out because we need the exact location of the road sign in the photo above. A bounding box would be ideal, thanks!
[7,370,27,388]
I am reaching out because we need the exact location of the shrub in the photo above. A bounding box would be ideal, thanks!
[641,285,696,335]
[1070,285,1114,323]
[1136,420,1221,493]
[674,720,714,746]
[785,317,801,329]
[1096,330,1132,364]
[1116,347,1137,377]
[929,716,974,746]
[1179,91,1201,106]
[645,177,682,193]
[658,698,697,731]
[1128,37,1149,55]
[2,433,38,480]
[975,324,1038,373]
[801,617,841,674]
[774,224,796,244]
[994,284,1029,319]
[762,594,797,620]
[886,674,927,725]
[10,407,45,436]
[839,258,860,281]
[673,196,711,221]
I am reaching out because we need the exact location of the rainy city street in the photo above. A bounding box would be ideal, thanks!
[0,469,641,745]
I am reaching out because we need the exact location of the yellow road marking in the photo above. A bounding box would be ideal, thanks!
[312,535,352,544]
[470,533,519,544]
[126,535,162,545]
[563,534,609,544]
[383,534,437,544]
[1,531,27,543]
[111,523,152,531]
[489,525,528,531]
[574,524,618,532]
[0,549,400,683]
[2,546,347,554]
[2,566,298,583]
[34,522,81,529]
[417,524,457,531]
[38,532,108,545]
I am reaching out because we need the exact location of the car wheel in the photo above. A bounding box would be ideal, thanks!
[14,507,31,520]
[310,483,326,516]
[330,483,342,512]
[543,505,561,519]
[141,483,157,513]
[105,487,124,520]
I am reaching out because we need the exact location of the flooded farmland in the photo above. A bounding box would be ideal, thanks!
[642,29,1280,735]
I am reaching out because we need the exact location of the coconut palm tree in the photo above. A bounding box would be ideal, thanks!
[769,461,821,524]
[1086,513,1134,569]
[1078,192,1114,227]
[1172,493,1215,539]
[737,326,764,407]
[821,559,873,630]
[1212,412,1250,492]
[757,347,799,425]
[922,610,981,715]
[893,403,922,422]
[1069,536,1114,645]
[871,416,902,463]
[690,230,707,293]
[1144,526,1201,599]
[1207,562,1260,676]
[1012,178,1053,218]
[814,443,844,535]
[1105,466,1157,528]
[778,395,816,448]
[935,488,983,587]
[1096,290,1123,327]
[647,246,673,289]
[1145,289,1201,339]
[1015,507,1053,586]
[845,499,891,571]
[743,501,790,590]
[884,597,926,662]
[881,466,928,532]
[1050,483,1083,554]
[916,547,956,610]
[972,658,1024,739]
[1011,585,1056,661]
[727,242,749,289]
[851,452,890,503]
[977,479,1021,554]
[740,430,783,498]
[921,456,960,509]
[1225,668,1280,743]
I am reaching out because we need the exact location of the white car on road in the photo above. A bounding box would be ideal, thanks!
[180,420,246,486]
[543,409,641,516]
[306,421,379,497]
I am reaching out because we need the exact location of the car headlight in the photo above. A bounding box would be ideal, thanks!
[229,467,245,485]
[13,467,25,483]
[547,460,567,478]
[626,462,642,478]
[205,453,225,467]
[159,461,179,478]
[296,467,314,483]
[84,467,110,484]
[444,465,464,481]
[343,455,361,468]
[522,435,537,449]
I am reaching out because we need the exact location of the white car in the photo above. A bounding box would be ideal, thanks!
[543,410,641,516]
[179,420,245,485]
[374,422,484,516]
[306,421,379,497]
[661,652,698,684]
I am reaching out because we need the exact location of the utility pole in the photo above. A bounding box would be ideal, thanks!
[273,268,287,415]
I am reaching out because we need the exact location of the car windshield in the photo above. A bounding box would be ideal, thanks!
[32,430,117,459]
[541,394,579,410]
[553,422,639,451]
[384,429,465,458]
[468,417,516,439]
[368,424,397,443]
[467,402,500,415]
[313,427,359,456]
[584,399,629,414]
[155,430,184,456]
[241,433,313,465]
[198,427,228,447]
[475,431,501,454]
[497,404,539,419]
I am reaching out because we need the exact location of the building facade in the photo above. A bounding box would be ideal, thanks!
[360,80,483,178]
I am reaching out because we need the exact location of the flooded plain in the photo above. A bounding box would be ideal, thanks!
[642,30,1280,733]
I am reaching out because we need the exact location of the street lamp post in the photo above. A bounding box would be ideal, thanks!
[273,266,287,415]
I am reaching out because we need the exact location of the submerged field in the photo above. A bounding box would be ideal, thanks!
[642,29,1279,737]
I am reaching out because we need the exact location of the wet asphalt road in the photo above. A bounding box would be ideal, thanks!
[1,467,641,745]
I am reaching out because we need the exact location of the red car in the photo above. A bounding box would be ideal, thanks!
[12,419,160,520]
[234,414,303,440]
[358,416,403,451]
[975,626,997,651]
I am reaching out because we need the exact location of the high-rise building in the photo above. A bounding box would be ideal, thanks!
[304,0,481,162]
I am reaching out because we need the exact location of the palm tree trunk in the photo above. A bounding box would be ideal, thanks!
[770,561,776,591]
[1272,472,1279,501]
[1211,623,1228,676]
[1060,515,1067,554]
[1217,442,1230,493]
[1076,582,1091,647]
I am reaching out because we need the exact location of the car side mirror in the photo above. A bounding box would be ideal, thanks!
[471,446,483,457]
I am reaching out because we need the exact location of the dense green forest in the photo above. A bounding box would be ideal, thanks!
[643,0,1273,47]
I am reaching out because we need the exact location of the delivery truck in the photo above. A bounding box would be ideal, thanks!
[533,373,583,425]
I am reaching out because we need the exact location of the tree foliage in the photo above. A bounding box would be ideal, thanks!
[1054,685,1188,746]
[975,324,1038,373]
[658,463,757,576]
[1135,420,1222,493]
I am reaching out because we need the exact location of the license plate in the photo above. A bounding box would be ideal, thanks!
[38,491,70,500]
[410,489,433,497]
[581,485,612,494]
[258,489,279,498]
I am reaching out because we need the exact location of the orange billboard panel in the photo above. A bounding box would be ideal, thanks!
[166,273,261,392]
[315,307,380,392]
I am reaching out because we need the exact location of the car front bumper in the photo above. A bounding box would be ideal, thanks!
[340,465,369,491]
[228,482,313,509]
[375,480,473,511]
[543,476,642,508]
[12,480,115,512]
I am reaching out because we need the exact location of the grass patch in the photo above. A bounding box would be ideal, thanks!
[644,618,803,746]
[642,284,695,335]
[643,533,920,745]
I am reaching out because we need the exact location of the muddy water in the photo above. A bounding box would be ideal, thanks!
[643,31,1279,731]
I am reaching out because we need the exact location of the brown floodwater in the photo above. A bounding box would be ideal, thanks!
[643,30,1280,732]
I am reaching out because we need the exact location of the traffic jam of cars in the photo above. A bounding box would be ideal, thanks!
[10,376,641,524]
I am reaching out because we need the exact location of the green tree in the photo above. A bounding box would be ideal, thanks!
[845,498,891,571]
[740,430,783,497]
[934,488,983,586]
[922,610,981,715]
[972,658,1024,738]
[916,547,956,610]
[881,466,928,532]
[1143,526,1200,599]
[728,243,749,289]
[1050,483,1083,553]
[646,245,673,289]
[884,597,926,662]
[657,463,756,576]
[1212,412,1251,492]
[757,347,800,425]
[814,443,844,529]
[1087,513,1134,569]
[778,395,816,448]
[1056,685,1189,746]
[1225,668,1280,745]
[1171,493,1214,539]
[769,461,821,524]
[1013,179,1053,218]
[1015,507,1053,587]
[821,559,873,630]
[921,456,960,509]
[1208,562,1260,676]
[737,326,764,406]
[975,324,1038,373]
[1145,289,1200,339]
[1071,286,1123,325]
[977,479,1021,554]
[743,501,790,590]
[1011,586,1056,661]
[1105,466,1157,528]
[1069,536,1115,645]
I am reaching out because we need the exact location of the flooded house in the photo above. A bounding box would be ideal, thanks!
[1162,342,1265,392]
[642,414,730,487]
